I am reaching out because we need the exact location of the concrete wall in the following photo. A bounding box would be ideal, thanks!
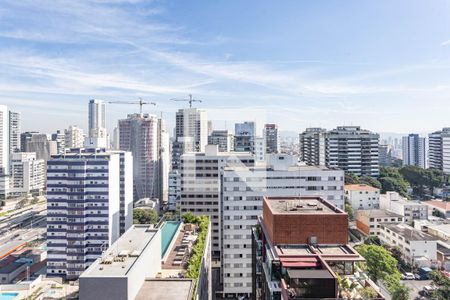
[79,277,128,300]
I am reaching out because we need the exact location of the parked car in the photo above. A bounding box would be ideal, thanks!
[402,272,415,280]
[417,267,432,280]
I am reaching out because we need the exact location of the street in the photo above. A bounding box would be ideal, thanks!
[401,279,433,299]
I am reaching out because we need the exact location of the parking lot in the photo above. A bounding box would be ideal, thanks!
[401,279,433,299]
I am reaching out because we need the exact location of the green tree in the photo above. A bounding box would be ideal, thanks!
[356,244,401,292]
[391,283,410,300]
[430,271,450,300]
[359,176,382,189]
[182,211,198,224]
[360,286,379,300]
[344,202,354,221]
[133,208,159,224]
[345,173,360,184]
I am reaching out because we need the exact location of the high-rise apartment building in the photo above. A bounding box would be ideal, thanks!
[0,105,9,176]
[85,99,108,148]
[234,121,255,152]
[379,144,392,166]
[119,113,168,201]
[9,152,45,196]
[402,134,427,168]
[46,148,133,280]
[22,133,57,161]
[299,127,326,166]
[65,125,85,149]
[264,123,280,154]
[428,128,450,173]
[20,131,39,152]
[180,145,255,257]
[9,111,20,153]
[208,130,234,152]
[326,126,379,177]
[221,155,344,298]
[51,130,66,154]
[172,107,208,170]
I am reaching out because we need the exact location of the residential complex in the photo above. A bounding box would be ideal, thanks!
[118,113,168,201]
[46,148,133,280]
[9,110,20,154]
[85,99,108,148]
[51,130,66,154]
[221,155,344,298]
[264,123,280,154]
[22,133,57,161]
[402,133,427,168]
[428,127,450,173]
[179,145,255,257]
[252,196,384,300]
[380,191,428,224]
[355,209,403,236]
[326,126,379,177]
[299,127,326,166]
[9,152,46,196]
[234,121,255,152]
[379,223,438,267]
[300,126,379,177]
[208,129,234,152]
[65,125,85,149]
[344,184,380,210]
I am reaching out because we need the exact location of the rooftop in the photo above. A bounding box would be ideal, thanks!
[345,184,379,192]
[381,223,437,242]
[424,200,450,211]
[356,209,403,218]
[80,225,158,278]
[427,224,450,236]
[135,279,194,300]
[265,196,344,215]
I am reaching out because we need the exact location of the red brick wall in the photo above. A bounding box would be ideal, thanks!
[356,219,369,236]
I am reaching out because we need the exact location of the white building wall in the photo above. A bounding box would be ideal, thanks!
[345,188,380,210]
[221,156,344,296]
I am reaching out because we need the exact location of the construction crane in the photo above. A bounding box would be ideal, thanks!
[108,98,156,114]
[170,94,202,108]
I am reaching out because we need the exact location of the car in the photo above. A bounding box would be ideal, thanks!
[403,272,415,280]
[414,273,421,280]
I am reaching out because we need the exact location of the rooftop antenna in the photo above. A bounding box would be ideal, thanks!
[170,94,203,108]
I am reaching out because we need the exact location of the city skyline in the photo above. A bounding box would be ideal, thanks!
[1,0,450,133]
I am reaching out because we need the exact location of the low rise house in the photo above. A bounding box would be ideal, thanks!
[379,223,437,267]
[345,184,380,210]
[380,191,428,224]
[355,209,403,236]
[423,200,450,219]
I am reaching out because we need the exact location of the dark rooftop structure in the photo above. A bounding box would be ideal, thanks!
[380,223,437,242]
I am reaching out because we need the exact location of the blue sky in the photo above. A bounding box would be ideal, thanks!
[1,0,450,135]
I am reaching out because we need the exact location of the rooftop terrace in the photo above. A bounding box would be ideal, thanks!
[80,225,158,278]
[265,197,344,215]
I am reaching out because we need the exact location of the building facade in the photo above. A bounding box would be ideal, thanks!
[234,122,256,152]
[299,127,326,166]
[355,209,403,236]
[264,124,280,154]
[22,133,57,161]
[208,130,234,152]
[326,126,379,177]
[0,105,9,176]
[380,191,428,224]
[46,148,133,280]
[344,184,380,210]
[85,99,108,148]
[9,110,20,154]
[65,125,85,149]
[402,134,427,168]
[221,156,345,298]
[118,113,168,201]
[9,152,46,196]
[51,130,66,154]
[180,145,255,257]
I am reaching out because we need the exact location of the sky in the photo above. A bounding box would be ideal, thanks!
[1,0,450,136]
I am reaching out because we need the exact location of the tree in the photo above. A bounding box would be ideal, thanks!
[378,176,409,198]
[133,208,158,224]
[344,202,354,221]
[360,286,379,300]
[182,211,198,224]
[356,244,401,291]
[359,176,382,189]
[391,283,410,300]
[345,173,360,184]
[430,271,450,300]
